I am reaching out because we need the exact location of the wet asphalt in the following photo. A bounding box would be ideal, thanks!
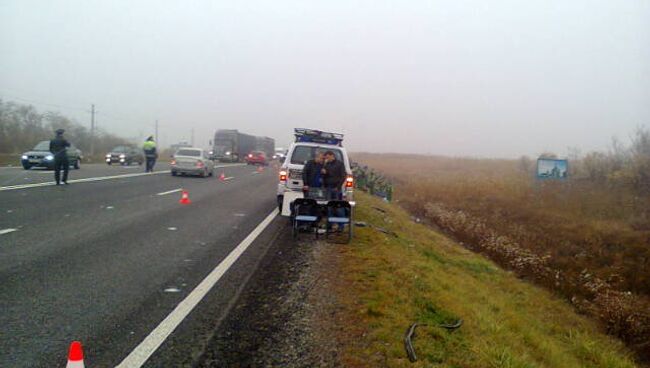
[0,163,285,367]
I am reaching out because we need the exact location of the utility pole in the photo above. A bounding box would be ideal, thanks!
[90,104,96,156]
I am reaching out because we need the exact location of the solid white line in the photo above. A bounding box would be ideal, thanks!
[156,188,183,196]
[0,228,18,235]
[115,209,278,368]
[0,164,245,192]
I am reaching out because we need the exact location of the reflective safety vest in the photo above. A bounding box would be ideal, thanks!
[143,141,156,151]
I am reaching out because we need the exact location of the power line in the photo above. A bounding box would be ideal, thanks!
[0,92,88,113]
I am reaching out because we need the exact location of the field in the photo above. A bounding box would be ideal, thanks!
[352,152,650,362]
[336,192,638,367]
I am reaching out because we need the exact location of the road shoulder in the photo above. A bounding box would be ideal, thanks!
[197,223,345,367]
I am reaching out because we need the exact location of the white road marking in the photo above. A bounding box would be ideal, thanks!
[0,164,245,192]
[164,288,181,293]
[222,176,234,181]
[167,227,177,231]
[0,228,18,235]
[156,188,182,196]
[106,206,114,210]
[116,210,278,368]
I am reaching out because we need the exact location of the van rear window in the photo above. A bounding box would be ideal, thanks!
[290,146,343,165]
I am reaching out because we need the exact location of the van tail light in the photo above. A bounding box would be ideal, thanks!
[279,170,287,182]
[345,175,354,188]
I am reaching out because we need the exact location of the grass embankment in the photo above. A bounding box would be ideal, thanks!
[338,192,637,367]
[352,154,650,360]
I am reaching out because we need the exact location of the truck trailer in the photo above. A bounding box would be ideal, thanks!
[211,130,274,163]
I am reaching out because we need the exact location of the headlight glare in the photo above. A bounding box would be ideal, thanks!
[45,155,54,161]
[21,155,28,160]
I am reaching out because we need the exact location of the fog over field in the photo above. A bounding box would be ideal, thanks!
[1,0,649,157]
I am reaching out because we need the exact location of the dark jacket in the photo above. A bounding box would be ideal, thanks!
[49,136,70,157]
[323,159,346,189]
[302,160,323,187]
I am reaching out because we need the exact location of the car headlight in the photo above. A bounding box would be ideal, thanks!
[225,151,231,155]
[21,155,28,160]
[119,154,126,158]
[45,155,54,161]
[106,154,111,158]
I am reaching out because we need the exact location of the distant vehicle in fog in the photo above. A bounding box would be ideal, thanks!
[256,136,275,159]
[170,147,214,177]
[273,147,286,160]
[211,130,274,163]
[21,140,81,170]
[211,130,256,162]
[245,151,268,166]
[105,145,144,166]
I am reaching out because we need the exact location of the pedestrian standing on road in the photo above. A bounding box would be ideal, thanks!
[321,151,346,200]
[302,151,325,198]
[143,136,157,173]
[49,129,70,185]
[322,151,347,231]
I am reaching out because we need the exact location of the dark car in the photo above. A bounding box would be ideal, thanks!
[21,140,81,170]
[105,145,144,166]
[245,151,268,166]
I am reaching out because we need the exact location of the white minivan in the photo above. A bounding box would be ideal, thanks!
[277,129,354,214]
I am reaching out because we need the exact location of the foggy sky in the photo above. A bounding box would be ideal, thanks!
[1,0,649,157]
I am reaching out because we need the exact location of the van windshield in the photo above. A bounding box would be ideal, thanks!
[290,146,343,165]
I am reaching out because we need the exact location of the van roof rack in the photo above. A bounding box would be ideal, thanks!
[294,128,344,146]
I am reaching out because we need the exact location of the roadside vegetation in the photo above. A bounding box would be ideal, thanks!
[352,128,650,362]
[0,99,129,158]
[337,192,637,367]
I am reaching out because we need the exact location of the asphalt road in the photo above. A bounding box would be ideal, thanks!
[0,163,284,367]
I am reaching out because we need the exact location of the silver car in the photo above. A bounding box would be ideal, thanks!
[171,148,214,177]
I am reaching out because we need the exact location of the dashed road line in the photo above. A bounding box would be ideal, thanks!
[0,228,18,235]
[156,188,183,196]
[115,209,278,368]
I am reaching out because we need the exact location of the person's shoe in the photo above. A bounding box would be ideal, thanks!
[56,182,61,185]
[63,181,68,185]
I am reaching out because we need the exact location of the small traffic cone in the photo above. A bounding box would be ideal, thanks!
[66,341,84,368]
[179,190,191,204]
[219,172,226,181]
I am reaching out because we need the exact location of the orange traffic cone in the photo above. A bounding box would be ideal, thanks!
[179,190,191,204]
[219,172,226,181]
[66,341,84,368]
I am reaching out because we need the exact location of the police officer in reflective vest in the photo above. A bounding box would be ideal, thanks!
[143,136,157,173]
[49,129,71,185]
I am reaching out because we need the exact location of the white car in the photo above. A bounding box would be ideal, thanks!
[277,129,354,214]
[171,148,214,177]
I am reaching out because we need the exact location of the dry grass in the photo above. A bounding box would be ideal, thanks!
[336,192,638,367]
[352,153,650,361]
